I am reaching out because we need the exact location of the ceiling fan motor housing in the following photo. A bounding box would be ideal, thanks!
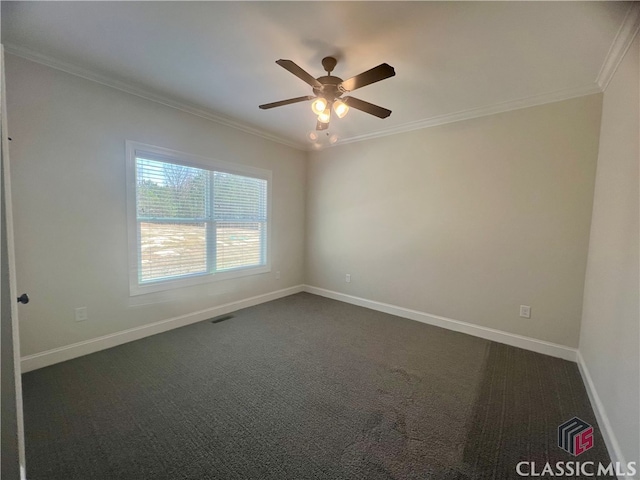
[314,75,343,102]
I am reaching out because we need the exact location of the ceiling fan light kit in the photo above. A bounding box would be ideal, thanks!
[333,99,349,118]
[311,97,328,115]
[318,107,331,124]
[259,56,395,141]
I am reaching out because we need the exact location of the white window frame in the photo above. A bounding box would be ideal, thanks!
[126,141,272,296]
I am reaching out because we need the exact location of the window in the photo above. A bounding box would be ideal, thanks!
[126,142,270,295]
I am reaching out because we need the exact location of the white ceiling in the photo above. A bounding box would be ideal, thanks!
[1,1,635,149]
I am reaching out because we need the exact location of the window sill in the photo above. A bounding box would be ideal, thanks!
[129,264,271,297]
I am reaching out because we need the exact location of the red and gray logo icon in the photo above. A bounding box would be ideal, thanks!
[558,417,594,456]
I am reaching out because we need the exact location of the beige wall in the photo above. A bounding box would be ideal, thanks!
[306,95,602,348]
[579,35,639,469]
[6,55,306,356]
[6,54,606,356]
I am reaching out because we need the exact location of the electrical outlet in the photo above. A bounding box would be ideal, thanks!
[519,305,531,319]
[75,307,88,322]
[345,273,351,283]
[275,271,281,279]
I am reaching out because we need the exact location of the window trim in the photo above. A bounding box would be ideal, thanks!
[125,141,272,296]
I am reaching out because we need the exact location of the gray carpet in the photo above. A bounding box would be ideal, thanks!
[22,293,612,479]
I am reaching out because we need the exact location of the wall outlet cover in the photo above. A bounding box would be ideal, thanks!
[519,305,531,318]
[75,307,88,322]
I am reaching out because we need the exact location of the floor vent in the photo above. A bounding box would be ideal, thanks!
[211,315,235,324]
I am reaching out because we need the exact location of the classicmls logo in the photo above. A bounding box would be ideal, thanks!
[515,417,637,476]
[558,417,593,456]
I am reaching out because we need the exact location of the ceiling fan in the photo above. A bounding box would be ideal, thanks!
[259,56,395,131]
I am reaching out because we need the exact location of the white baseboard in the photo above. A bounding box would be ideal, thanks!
[576,351,633,480]
[303,285,578,362]
[20,285,304,373]
[22,284,577,370]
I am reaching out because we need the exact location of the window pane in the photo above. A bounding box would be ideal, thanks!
[137,158,208,219]
[139,222,207,282]
[214,172,267,222]
[216,222,265,271]
[130,145,270,291]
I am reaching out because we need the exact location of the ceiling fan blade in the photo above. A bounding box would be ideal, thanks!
[316,120,329,131]
[339,63,395,92]
[343,96,392,119]
[259,95,315,109]
[276,60,323,89]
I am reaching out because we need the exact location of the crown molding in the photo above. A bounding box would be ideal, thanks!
[4,42,605,153]
[596,3,640,91]
[3,43,307,151]
[336,83,602,147]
